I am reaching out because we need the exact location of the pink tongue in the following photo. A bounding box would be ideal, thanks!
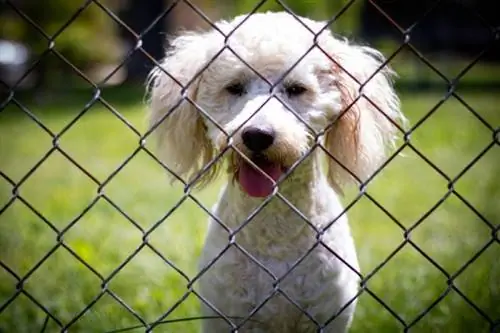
[238,160,282,197]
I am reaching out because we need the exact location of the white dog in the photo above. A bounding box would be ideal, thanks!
[147,11,405,333]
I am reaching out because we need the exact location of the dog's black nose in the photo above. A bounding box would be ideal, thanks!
[242,126,275,152]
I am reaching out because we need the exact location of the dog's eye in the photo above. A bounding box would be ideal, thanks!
[225,82,246,96]
[285,84,307,97]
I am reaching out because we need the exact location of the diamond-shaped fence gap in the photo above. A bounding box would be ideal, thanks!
[412,95,495,176]
[0,199,58,277]
[16,149,97,230]
[393,44,451,89]
[147,195,217,278]
[21,245,103,329]
[0,103,54,182]
[410,194,492,275]
[397,88,447,133]
[63,291,149,333]
[409,287,492,333]
[103,148,197,230]
[453,242,500,323]
[58,100,140,182]
[113,148,211,229]
[0,291,61,332]
[63,198,143,277]
[344,195,404,274]
[365,243,448,325]
[364,145,449,229]
[106,246,198,328]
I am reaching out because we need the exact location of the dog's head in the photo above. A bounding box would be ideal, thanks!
[147,12,406,197]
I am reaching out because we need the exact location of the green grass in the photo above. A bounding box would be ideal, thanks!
[0,86,498,332]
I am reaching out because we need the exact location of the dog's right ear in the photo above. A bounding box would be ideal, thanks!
[147,32,217,187]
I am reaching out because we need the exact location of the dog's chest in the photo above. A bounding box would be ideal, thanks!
[199,243,344,329]
[198,187,359,331]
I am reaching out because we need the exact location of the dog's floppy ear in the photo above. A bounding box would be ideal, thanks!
[147,32,217,187]
[323,38,406,191]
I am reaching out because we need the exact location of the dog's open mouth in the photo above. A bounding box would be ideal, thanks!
[238,155,283,198]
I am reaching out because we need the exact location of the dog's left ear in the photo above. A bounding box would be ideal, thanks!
[323,37,406,191]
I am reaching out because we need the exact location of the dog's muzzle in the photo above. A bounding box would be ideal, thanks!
[237,125,283,198]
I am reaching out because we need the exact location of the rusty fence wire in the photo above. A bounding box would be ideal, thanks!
[0,0,499,332]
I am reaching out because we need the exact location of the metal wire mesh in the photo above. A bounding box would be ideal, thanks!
[0,0,499,332]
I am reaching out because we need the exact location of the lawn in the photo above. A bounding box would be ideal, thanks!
[0,85,498,333]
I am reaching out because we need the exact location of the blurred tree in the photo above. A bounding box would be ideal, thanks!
[0,0,122,89]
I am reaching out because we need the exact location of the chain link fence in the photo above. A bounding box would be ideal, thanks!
[0,0,499,332]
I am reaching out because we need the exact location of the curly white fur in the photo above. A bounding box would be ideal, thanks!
[147,11,406,333]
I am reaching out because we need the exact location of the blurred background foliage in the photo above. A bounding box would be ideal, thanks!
[0,0,122,66]
[1,0,499,92]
